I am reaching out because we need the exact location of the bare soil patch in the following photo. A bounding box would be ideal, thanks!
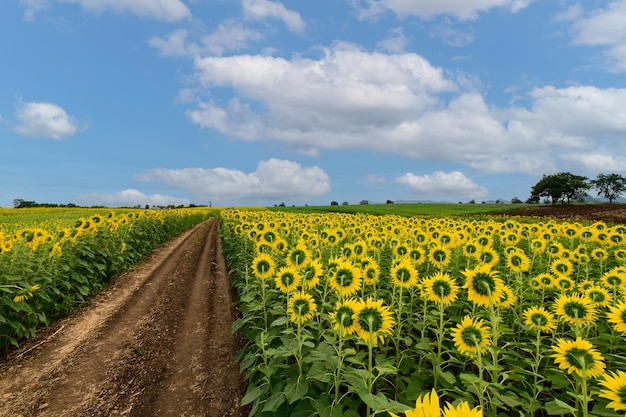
[0,218,246,417]
[499,203,626,224]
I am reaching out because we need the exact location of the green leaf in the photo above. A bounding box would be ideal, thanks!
[261,392,286,413]
[307,361,332,383]
[284,378,308,404]
[435,366,457,385]
[240,383,269,407]
[544,399,578,416]
[271,316,289,327]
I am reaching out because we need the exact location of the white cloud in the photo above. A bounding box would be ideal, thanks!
[396,171,488,201]
[134,158,331,204]
[13,101,85,139]
[201,20,264,56]
[429,18,475,47]
[242,0,306,33]
[184,39,626,176]
[149,29,196,57]
[77,189,192,207]
[377,27,410,52]
[150,21,264,58]
[20,0,48,21]
[24,0,191,22]
[560,152,626,174]
[353,0,536,21]
[569,0,626,71]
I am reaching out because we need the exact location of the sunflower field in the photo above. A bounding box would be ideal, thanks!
[0,207,215,348]
[220,209,626,417]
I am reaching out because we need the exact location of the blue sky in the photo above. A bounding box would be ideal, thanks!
[2,0,626,208]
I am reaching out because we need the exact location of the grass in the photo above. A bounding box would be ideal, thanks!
[268,202,529,217]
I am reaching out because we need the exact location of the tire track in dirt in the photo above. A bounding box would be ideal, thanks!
[0,218,246,417]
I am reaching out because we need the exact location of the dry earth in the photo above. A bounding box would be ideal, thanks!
[499,202,626,224]
[0,218,246,417]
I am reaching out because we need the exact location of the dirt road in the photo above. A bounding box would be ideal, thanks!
[0,218,246,417]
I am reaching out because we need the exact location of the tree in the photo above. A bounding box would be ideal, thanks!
[591,173,626,203]
[529,172,589,204]
[330,201,339,206]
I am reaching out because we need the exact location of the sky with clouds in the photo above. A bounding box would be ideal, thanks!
[2,0,625,207]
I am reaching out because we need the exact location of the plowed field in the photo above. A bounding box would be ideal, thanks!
[500,203,626,224]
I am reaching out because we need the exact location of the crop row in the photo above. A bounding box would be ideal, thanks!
[220,209,626,417]
[0,207,215,348]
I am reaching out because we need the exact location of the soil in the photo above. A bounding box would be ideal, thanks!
[498,202,626,224]
[0,218,247,417]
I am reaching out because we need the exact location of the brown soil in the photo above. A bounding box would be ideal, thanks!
[0,218,247,417]
[499,203,626,224]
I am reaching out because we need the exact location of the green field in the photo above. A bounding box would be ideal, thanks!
[269,202,529,217]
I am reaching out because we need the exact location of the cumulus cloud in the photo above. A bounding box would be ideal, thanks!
[242,0,306,33]
[377,27,410,52]
[13,101,85,139]
[181,41,626,176]
[22,0,191,22]
[569,0,626,71]
[134,158,331,205]
[396,171,488,201]
[150,22,264,58]
[77,189,192,207]
[353,0,536,21]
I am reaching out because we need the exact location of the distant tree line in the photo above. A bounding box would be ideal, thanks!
[13,199,79,208]
[528,172,626,204]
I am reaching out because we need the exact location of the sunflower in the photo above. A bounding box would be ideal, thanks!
[428,245,452,269]
[389,388,483,417]
[329,260,362,297]
[553,293,596,328]
[477,247,500,269]
[275,265,301,293]
[534,273,556,290]
[409,246,427,265]
[584,285,611,308]
[591,248,608,261]
[251,253,276,280]
[523,306,557,333]
[598,370,626,414]
[529,238,547,254]
[443,402,483,417]
[389,388,440,417]
[451,315,491,356]
[329,298,360,336]
[421,272,459,305]
[505,249,531,273]
[555,276,576,293]
[497,284,516,309]
[12,284,41,303]
[550,258,574,278]
[462,264,504,307]
[551,337,606,378]
[360,256,380,285]
[463,241,480,259]
[606,301,626,334]
[287,242,311,269]
[301,259,323,290]
[273,237,288,252]
[353,297,394,346]
[287,292,318,324]
[601,267,626,289]
[390,257,419,289]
